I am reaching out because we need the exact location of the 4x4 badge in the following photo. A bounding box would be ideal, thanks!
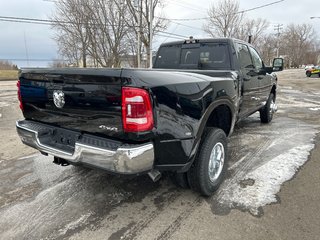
[53,90,65,108]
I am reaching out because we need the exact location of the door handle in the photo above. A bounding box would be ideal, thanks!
[258,76,263,80]
[243,77,251,81]
[251,97,261,101]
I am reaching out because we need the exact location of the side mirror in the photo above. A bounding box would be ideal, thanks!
[273,58,284,71]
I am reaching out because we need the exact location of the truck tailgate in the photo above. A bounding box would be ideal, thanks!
[19,68,123,137]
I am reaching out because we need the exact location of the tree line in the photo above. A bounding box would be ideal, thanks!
[51,0,320,68]
[204,0,319,67]
[51,0,166,68]
[0,61,18,70]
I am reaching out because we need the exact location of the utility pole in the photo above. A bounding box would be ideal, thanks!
[274,24,283,57]
[134,0,141,68]
[23,32,30,67]
[149,0,153,68]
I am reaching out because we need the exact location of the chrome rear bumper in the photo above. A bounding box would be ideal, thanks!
[16,120,154,174]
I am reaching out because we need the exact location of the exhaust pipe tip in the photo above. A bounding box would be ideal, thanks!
[148,169,161,182]
[53,157,70,166]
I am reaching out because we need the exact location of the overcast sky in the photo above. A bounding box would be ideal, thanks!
[0,0,319,67]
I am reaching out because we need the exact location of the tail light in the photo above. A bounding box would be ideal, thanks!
[122,87,154,132]
[17,80,23,111]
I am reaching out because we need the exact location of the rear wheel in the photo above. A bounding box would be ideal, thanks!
[260,93,276,123]
[306,71,311,77]
[187,128,227,196]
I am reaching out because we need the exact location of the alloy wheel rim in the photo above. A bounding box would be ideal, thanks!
[270,99,277,114]
[208,142,225,182]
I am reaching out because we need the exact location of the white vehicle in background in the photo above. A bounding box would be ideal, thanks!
[304,64,315,70]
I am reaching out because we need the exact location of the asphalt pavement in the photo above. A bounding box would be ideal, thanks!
[0,69,319,240]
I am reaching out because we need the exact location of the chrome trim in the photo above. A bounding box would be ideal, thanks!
[208,142,225,182]
[270,101,278,113]
[16,121,154,174]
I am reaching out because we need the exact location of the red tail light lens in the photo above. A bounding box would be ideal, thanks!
[122,87,154,132]
[17,80,23,111]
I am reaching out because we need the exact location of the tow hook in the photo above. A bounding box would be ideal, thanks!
[53,157,70,166]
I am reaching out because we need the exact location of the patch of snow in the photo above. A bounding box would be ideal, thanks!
[229,145,312,215]
[216,114,319,216]
[58,212,93,236]
[309,108,320,111]
[217,127,317,216]
[0,102,10,107]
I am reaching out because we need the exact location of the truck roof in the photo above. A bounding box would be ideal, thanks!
[159,38,252,48]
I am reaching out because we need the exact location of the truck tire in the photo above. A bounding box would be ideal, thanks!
[260,93,275,123]
[187,128,227,196]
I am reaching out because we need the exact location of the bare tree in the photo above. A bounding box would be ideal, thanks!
[51,0,91,67]
[235,18,269,44]
[126,0,168,67]
[84,0,130,67]
[51,0,167,68]
[304,42,320,65]
[258,34,278,65]
[203,0,244,38]
[49,60,69,68]
[280,23,316,67]
[0,60,18,70]
[55,32,82,67]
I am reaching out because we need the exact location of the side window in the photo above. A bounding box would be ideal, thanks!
[236,43,253,69]
[249,47,263,70]
[154,45,181,69]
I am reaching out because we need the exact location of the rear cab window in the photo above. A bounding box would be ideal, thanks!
[154,42,231,70]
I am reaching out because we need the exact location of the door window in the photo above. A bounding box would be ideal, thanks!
[236,43,254,69]
[249,47,263,70]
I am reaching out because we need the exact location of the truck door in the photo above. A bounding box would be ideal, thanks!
[248,46,272,104]
[236,43,261,117]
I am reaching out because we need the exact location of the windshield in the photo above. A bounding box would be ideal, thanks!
[154,42,231,70]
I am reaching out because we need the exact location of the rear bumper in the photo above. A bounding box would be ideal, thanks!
[16,120,154,174]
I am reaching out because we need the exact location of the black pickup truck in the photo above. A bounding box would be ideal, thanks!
[16,38,283,196]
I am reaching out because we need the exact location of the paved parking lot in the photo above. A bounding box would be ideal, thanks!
[0,69,319,240]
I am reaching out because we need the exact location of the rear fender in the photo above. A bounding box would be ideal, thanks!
[183,98,236,171]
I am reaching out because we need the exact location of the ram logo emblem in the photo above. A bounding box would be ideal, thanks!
[53,90,65,109]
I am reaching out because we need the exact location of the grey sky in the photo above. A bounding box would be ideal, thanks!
[0,0,319,67]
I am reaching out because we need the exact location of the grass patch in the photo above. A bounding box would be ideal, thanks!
[0,70,18,80]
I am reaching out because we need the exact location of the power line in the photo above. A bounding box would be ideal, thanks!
[157,0,285,21]
[0,58,68,62]
[158,30,188,39]
[0,15,189,39]
[167,0,207,14]
[0,15,138,27]
[154,33,184,40]
[0,18,51,25]
[172,0,207,12]
[167,20,203,31]
[238,0,285,14]
[1,0,285,25]
[0,15,56,24]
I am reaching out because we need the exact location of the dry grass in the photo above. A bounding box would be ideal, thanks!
[0,70,18,80]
